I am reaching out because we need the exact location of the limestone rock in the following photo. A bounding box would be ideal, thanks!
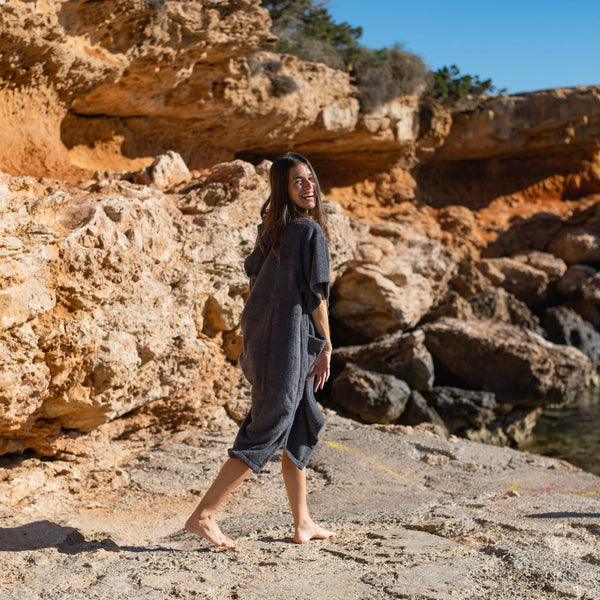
[477,257,549,305]
[423,318,592,406]
[450,260,492,299]
[511,250,567,280]
[469,288,543,334]
[421,387,497,432]
[543,306,600,369]
[548,230,600,264]
[331,263,433,343]
[399,390,446,430]
[323,200,356,277]
[557,264,596,298]
[332,224,456,342]
[425,291,474,322]
[368,222,457,303]
[331,363,410,424]
[331,329,434,391]
[149,151,190,191]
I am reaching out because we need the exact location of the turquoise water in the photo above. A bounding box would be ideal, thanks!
[519,389,600,476]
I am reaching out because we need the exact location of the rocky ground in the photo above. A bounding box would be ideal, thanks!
[1,411,599,600]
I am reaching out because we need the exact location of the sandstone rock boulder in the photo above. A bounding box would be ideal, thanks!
[547,230,600,264]
[468,288,543,334]
[556,264,597,298]
[477,257,549,305]
[331,363,410,424]
[331,329,434,391]
[332,223,456,342]
[425,291,474,322]
[421,387,497,433]
[149,151,191,191]
[331,263,434,342]
[449,260,492,299]
[399,391,446,430]
[543,306,600,369]
[423,318,592,406]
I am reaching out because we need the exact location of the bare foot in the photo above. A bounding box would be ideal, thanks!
[293,520,337,544]
[185,513,237,548]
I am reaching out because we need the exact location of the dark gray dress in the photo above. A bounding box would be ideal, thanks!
[229,218,330,473]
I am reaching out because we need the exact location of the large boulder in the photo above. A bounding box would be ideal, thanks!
[423,318,592,406]
[331,329,434,391]
[331,263,433,342]
[477,257,549,305]
[0,160,354,456]
[421,387,497,432]
[556,264,597,298]
[399,391,446,430]
[469,287,544,334]
[548,230,600,264]
[332,223,456,342]
[331,363,411,424]
[543,306,600,369]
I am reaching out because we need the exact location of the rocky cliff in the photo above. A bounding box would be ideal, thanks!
[0,0,437,181]
[3,0,600,458]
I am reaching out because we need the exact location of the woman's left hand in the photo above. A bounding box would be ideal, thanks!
[306,350,331,392]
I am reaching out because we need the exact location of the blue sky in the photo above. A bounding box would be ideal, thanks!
[328,0,600,94]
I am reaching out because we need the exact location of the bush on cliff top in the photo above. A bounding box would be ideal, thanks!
[261,0,501,109]
[352,44,429,111]
[429,65,505,108]
[261,0,363,70]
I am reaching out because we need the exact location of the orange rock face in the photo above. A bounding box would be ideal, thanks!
[4,1,600,454]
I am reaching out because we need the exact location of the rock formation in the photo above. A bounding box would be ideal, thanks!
[0,156,355,455]
[0,0,444,182]
[3,0,600,457]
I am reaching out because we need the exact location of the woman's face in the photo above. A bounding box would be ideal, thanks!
[288,163,316,212]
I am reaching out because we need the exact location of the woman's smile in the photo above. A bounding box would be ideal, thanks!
[288,163,317,211]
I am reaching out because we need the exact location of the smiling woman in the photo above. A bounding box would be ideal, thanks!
[288,163,317,212]
[185,152,336,548]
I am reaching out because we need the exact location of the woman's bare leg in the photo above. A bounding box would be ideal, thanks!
[281,451,336,543]
[185,457,251,548]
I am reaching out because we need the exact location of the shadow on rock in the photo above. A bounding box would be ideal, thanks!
[0,520,172,554]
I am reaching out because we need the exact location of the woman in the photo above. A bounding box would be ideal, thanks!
[185,152,336,548]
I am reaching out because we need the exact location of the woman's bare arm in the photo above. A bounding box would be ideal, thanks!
[307,291,332,392]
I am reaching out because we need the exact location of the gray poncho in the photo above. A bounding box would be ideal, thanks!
[229,218,330,473]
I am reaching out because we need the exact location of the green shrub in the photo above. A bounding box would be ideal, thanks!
[247,55,299,97]
[261,0,362,70]
[270,74,299,96]
[261,1,501,110]
[352,44,429,111]
[429,65,504,108]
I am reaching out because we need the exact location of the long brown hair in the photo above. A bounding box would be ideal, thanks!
[259,152,327,258]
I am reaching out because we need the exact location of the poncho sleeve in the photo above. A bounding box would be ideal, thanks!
[300,222,330,314]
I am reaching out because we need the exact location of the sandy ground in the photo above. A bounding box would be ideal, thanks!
[1,412,600,600]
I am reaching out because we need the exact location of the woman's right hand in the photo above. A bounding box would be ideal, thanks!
[306,349,331,392]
